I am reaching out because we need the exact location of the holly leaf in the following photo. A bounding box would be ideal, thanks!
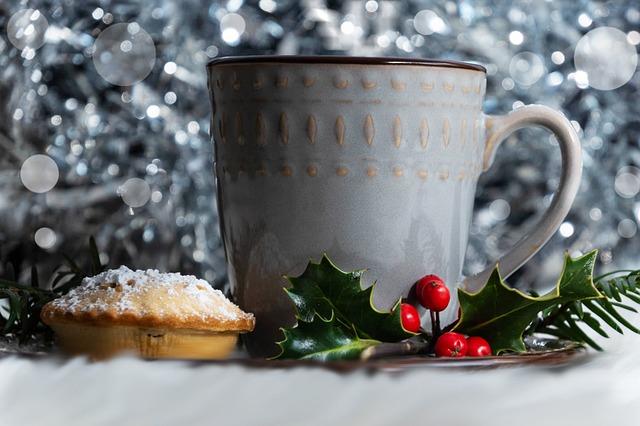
[274,255,414,360]
[453,250,602,354]
[275,315,380,361]
[284,255,412,342]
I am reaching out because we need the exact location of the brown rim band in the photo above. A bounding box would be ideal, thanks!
[207,55,486,73]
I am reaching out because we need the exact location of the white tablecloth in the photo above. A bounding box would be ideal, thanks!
[1,335,639,426]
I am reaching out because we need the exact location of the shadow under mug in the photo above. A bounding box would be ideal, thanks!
[207,56,582,357]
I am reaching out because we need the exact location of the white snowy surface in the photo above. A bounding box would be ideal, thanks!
[1,335,639,426]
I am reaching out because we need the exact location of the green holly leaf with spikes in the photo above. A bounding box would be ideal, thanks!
[453,250,603,354]
[275,315,380,361]
[274,255,414,360]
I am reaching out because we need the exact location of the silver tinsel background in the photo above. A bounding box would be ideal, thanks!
[0,0,639,293]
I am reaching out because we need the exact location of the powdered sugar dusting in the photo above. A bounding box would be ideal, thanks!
[50,266,252,323]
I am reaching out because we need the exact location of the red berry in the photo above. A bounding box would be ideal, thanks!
[466,336,492,357]
[416,274,450,312]
[434,332,468,357]
[400,303,421,333]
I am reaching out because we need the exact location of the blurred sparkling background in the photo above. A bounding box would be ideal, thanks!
[0,0,638,293]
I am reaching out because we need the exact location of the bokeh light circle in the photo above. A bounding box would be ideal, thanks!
[589,207,602,221]
[509,52,545,86]
[618,218,637,239]
[35,227,57,249]
[118,178,151,208]
[20,154,59,193]
[7,9,48,51]
[489,199,511,220]
[413,10,447,35]
[559,222,575,238]
[614,166,640,198]
[574,27,638,90]
[220,13,246,46]
[92,23,156,86]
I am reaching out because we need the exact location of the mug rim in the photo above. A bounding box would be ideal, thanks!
[207,55,486,73]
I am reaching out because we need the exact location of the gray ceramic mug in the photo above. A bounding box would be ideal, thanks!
[207,56,582,357]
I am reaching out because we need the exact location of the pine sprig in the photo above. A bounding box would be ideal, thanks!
[528,269,640,350]
[0,237,107,343]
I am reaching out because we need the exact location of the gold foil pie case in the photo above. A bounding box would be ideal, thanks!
[41,266,255,360]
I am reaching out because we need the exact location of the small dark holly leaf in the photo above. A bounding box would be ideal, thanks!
[599,299,640,333]
[623,291,640,304]
[612,278,628,294]
[611,301,637,312]
[454,251,602,354]
[610,288,622,302]
[540,305,556,317]
[581,312,608,338]
[570,301,584,319]
[583,299,623,333]
[3,290,21,332]
[562,314,601,350]
[30,266,39,288]
[89,236,102,274]
[599,281,615,299]
[19,297,31,337]
[274,315,379,361]
[284,255,414,342]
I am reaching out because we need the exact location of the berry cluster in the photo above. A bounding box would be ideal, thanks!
[400,275,492,358]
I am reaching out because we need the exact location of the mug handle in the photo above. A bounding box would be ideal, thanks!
[462,104,582,292]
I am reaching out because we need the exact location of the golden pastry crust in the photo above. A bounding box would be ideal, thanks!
[49,323,240,360]
[41,266,255,333]
[41,307,255,332]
